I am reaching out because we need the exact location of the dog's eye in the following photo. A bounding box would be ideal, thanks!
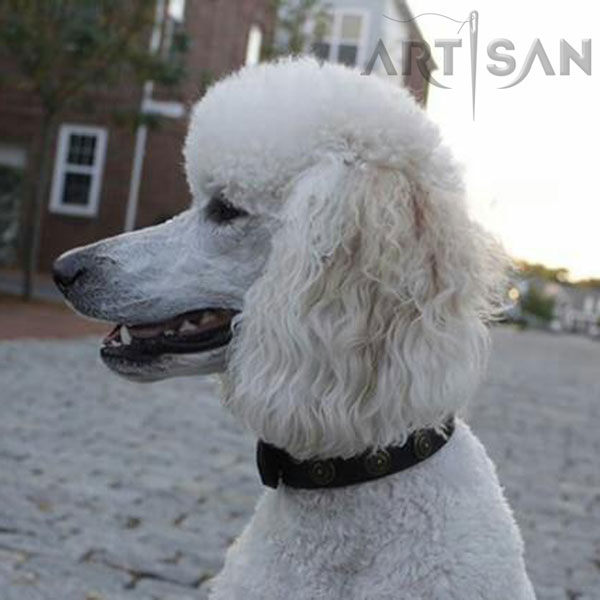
[205,191,248,224]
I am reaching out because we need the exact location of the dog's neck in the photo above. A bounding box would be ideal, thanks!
[218,367,465,462]
[256,419,454,490]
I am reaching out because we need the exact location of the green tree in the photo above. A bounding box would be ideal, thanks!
[515,260,569,284]
[577,278,600,289]
[0,0,187,299]
[520,285,555,322]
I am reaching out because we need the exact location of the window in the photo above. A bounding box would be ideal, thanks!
[246,24,263,66]
[311,10,369,67]
[49,125,108,217]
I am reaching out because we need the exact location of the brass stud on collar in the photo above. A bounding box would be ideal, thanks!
[414,430,434,460]
[308,460,336,486]
[364,449,392,477]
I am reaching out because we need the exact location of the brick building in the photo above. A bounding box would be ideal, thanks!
[0,0,431,278]
[0,0,275,274]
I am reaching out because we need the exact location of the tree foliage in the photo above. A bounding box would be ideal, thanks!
[515,260,570,284]
[577,278,600,289]
[520,285,555,322]
[0,0,187,116]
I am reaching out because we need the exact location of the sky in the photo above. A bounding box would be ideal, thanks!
[401,1,600,280]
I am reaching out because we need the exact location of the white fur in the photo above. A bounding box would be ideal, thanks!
[59,58,535,598]
[195,59,533,598]
[210,422,535,600]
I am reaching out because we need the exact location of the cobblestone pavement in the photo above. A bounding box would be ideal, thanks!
[0,327,598,599]
[471,329,600,600]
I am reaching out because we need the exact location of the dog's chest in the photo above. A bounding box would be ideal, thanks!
[206,424,536,600]
[207,477,448,600]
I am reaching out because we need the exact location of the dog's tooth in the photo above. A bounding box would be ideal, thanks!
[121,326,132,345]
[179,320,198,334]
[164,329,176,336]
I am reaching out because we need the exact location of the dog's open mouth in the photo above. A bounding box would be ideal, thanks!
[100,308,238,362]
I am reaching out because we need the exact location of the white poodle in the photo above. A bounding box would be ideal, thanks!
[53,59,535,599]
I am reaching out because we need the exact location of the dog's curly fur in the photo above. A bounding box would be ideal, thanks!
[191,59,507,461]
[224,137,506,462]
[56,58,536,599]
[199,60,535,599]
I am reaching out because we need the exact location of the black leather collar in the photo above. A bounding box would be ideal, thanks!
[256,419,455,489]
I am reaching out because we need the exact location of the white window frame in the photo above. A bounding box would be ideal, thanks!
[310,8,371,68]
[49,124,108,217]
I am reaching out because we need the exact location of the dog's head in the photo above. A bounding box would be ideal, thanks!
[55,59,506,456]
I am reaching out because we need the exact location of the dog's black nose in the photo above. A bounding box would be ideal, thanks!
[53,252,86,291]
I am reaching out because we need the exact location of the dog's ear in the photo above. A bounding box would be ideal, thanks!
[227,154,507,459]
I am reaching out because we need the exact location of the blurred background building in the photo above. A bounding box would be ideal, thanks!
[505,263,600,339]
[0,0,430,298]
[0,0,275,286]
